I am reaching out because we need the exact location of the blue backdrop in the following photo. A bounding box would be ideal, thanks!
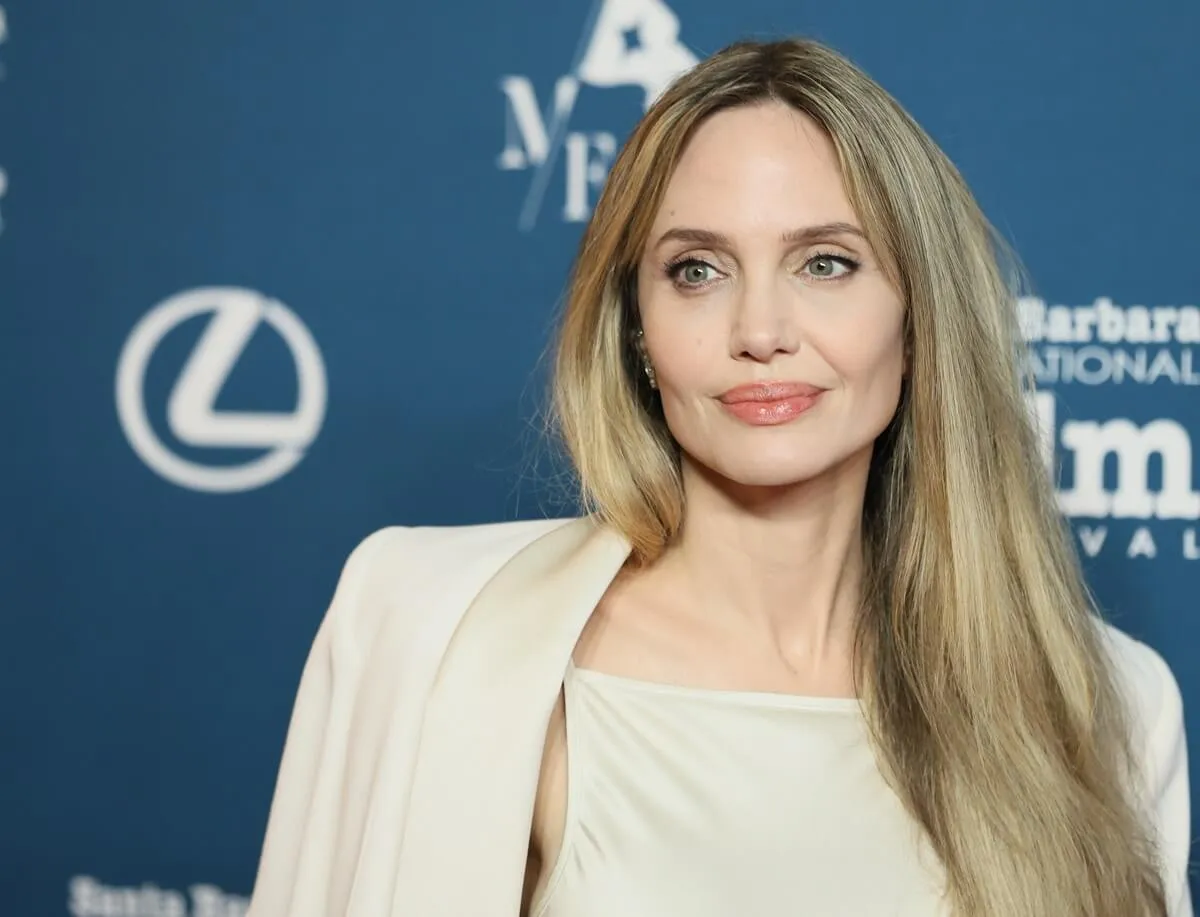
[2,1,1197,913]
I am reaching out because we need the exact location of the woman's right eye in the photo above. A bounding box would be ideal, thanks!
[667,258,719,288]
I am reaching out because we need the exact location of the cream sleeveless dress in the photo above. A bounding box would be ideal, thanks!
[529,658,950,917]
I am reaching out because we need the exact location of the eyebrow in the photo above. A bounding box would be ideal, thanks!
[652,221,867,250]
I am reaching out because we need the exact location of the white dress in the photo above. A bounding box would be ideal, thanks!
[531,658,951,917]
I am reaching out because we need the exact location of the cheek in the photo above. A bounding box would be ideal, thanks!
[645,327,714,391]
[829,313,906,381]
[657,357,716,425]
[652,343,724,433]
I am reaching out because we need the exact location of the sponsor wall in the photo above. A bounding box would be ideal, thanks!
[1,1,1196,913]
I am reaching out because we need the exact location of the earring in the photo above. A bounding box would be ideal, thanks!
[634,328,657,390]
[644,362,658,389]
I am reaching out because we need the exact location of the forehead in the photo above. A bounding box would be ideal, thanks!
[649,102,857,235]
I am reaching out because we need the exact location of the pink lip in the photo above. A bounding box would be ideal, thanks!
[718,381,826,403]
[717,381,826,426]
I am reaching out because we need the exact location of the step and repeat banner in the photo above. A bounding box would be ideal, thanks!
[1,1,1197,913]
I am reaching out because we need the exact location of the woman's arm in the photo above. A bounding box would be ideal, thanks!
[246,527,407,917]
[1142,645,1193,917]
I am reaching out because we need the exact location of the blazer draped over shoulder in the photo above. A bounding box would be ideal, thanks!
[245,515,1193,917]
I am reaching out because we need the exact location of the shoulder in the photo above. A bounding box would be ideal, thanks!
[1096,624,1190,849]
[1095,620,1192,912]
[1095,620,1186,780]
[1095,620,1185,753]
[337,516,581,584]
[322,516,583,656]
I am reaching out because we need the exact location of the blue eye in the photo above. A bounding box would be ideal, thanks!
[665,257,719,288]
[663,251,860,290]
[804,253,859,279]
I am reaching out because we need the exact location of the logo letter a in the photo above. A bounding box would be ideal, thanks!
[575,0,698,109]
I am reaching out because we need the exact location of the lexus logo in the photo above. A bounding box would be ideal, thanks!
[115,287,327,492]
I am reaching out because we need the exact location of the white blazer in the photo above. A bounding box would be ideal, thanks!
[245,515,1193,917]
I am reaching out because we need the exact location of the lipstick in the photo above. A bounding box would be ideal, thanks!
[717,381,826,426]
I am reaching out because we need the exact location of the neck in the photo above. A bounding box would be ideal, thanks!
[659,447,872,672]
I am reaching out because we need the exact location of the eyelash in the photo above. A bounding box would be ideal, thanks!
[662,250,861,289]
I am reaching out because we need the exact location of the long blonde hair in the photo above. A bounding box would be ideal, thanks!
[549,37,1167,916]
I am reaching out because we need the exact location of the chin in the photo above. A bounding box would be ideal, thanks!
[727,465,834,489]
[702,453,840,490]
[688,439,876,492]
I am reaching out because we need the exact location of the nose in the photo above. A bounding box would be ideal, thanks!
[729,273,801,362]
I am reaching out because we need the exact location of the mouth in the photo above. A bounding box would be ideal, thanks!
[717,381,827,404]
[716,381,827,426]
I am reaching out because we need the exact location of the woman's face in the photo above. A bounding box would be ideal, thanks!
[636,101,906,490]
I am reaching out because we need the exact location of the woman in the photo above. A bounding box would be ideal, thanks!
[246,38,1191,917]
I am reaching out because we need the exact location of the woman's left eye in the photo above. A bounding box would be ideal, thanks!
[803,254,859,280]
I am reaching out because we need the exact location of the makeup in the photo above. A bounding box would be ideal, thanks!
[717,381,826,426]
